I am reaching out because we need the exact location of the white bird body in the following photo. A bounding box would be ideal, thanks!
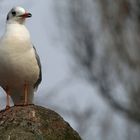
[0,23,39,87]
[0,7,41,106]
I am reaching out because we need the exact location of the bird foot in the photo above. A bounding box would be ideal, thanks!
[5,105,10,110]
[23,103,34,106]
[15,103,34,106]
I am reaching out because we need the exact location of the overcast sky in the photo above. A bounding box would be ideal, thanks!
[0,1,129,140]
[0,0,100,108]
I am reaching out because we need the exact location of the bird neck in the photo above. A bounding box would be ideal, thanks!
[4,23,31,41]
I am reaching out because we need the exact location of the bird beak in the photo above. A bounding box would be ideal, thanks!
[19,12,32,18]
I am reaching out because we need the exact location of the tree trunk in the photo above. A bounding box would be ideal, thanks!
[0,105,81,140]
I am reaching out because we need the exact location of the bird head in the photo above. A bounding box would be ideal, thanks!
[6,6,32,24]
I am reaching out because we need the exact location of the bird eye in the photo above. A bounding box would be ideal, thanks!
[11,11,16,16]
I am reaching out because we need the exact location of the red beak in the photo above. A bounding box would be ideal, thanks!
[19,12,32,18]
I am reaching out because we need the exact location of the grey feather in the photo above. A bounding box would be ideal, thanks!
[33,46,42,90]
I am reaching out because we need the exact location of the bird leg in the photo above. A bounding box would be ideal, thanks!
[24,82,28,105]
[5,86,10,109]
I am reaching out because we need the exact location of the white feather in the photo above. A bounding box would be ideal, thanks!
[0,22,39,104]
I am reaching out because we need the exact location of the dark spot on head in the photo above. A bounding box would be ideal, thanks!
[11,11,16,16]
[6,8,16,21]
[6,15,9,21]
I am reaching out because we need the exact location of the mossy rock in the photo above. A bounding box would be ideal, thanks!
[0,105,81,140]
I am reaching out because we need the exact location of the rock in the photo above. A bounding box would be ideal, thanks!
[0,105,82,140]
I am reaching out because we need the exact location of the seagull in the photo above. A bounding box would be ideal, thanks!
[0,6,42,109]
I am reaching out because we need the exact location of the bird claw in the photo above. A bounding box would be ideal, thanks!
[5,105,10,110]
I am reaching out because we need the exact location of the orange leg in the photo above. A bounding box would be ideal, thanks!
[24,82,28,105]
[5,87,10,109]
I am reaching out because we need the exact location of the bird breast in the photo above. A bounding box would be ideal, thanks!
[0,39,39,88]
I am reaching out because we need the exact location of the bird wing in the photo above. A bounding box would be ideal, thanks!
[33,45,42,90]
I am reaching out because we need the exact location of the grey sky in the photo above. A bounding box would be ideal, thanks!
[0,0,95,120]
[0,0,99,108]
[0,1,130,140]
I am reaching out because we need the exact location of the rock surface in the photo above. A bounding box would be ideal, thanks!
[0,105,81,140]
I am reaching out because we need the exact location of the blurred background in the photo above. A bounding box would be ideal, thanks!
[0,0,140,140]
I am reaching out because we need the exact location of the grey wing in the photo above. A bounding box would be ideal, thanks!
[33,46,42,90]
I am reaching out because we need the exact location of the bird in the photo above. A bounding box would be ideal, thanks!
[0,6,42,109]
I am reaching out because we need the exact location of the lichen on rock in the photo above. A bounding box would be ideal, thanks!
[0,105,81,140]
